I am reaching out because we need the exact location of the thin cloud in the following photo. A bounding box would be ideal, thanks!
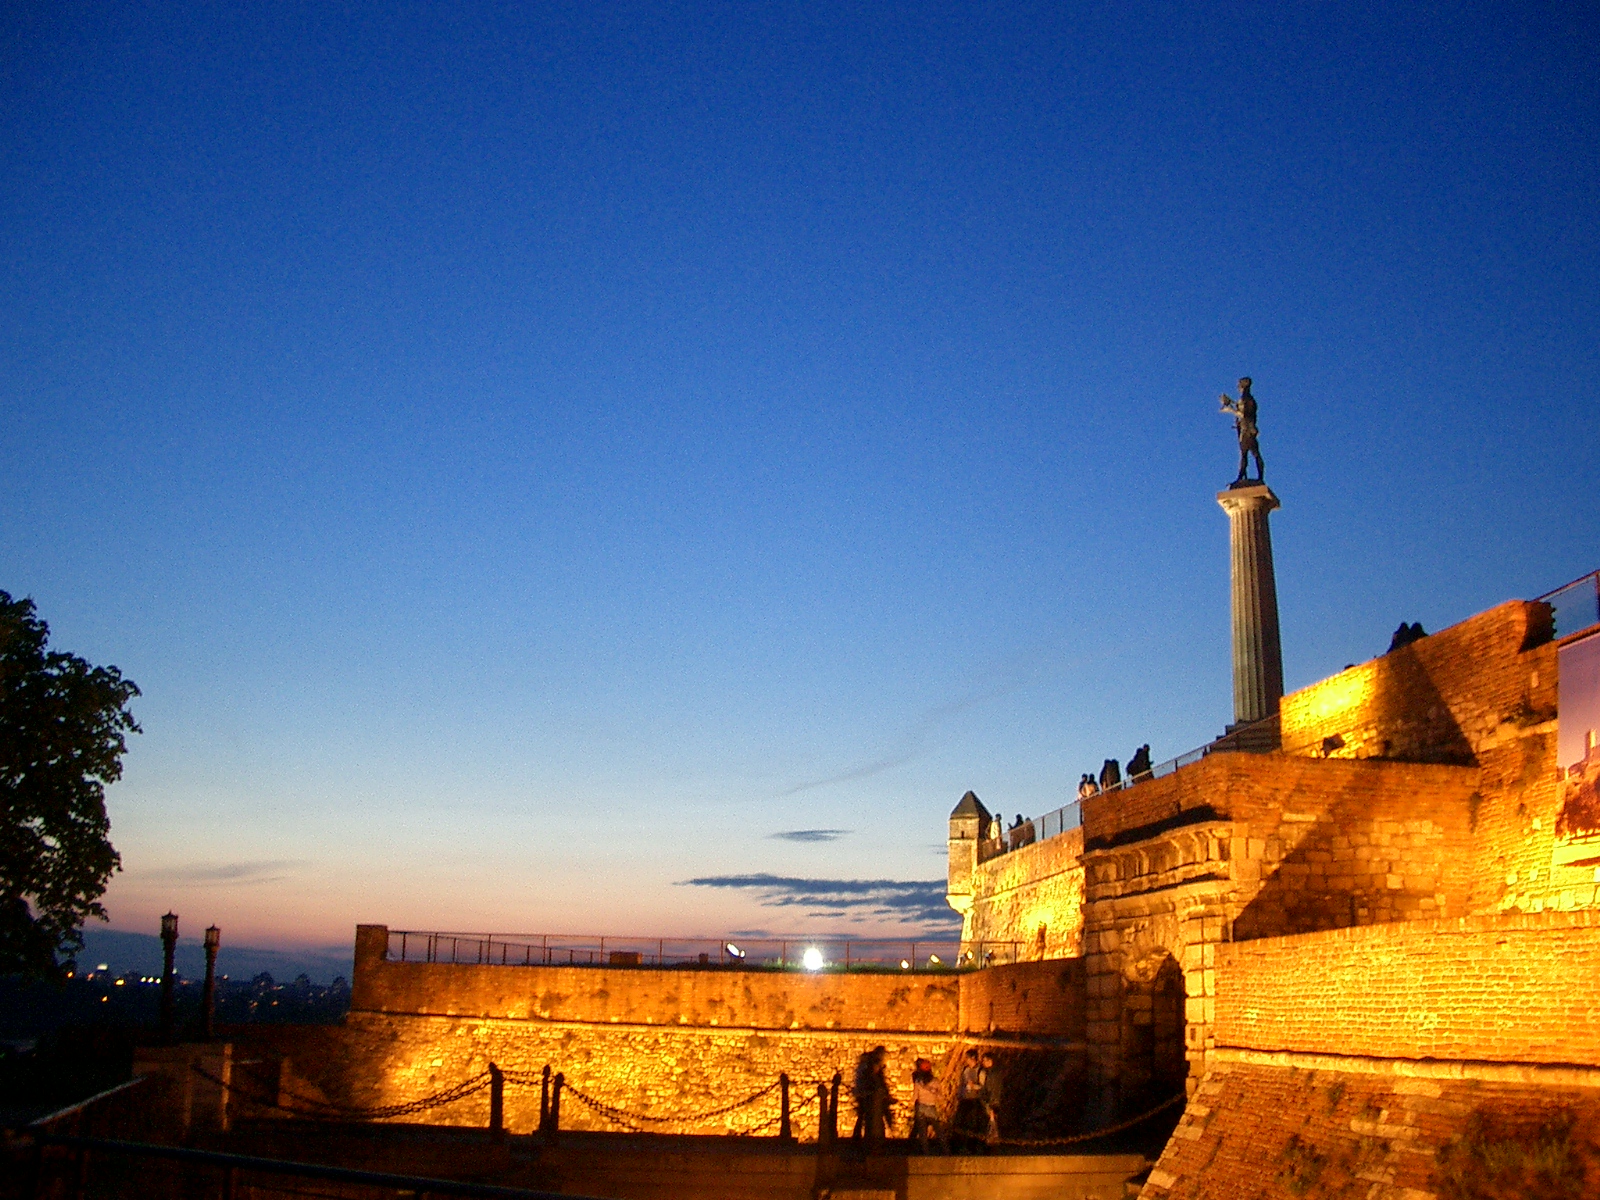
[680,873,959,930]
[777,634,1135,798]
[768,829,851,843]
[139,860,306,886]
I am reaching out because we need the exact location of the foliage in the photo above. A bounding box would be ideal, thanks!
[0,592,139,974]
[1276,1133,1327,1195]
[1435,1111,1591,1200]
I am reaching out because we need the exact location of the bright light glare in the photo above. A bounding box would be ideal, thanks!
[928,954,942,966]
[725,943,745,959]
[801,947,825,971]
[900,959,911,970]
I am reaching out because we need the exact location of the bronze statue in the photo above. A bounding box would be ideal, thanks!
[1220,377,1264,484]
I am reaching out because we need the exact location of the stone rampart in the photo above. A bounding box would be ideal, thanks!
[243,935,1089,1137]
[1278,598,1556,763]
[1213,910,1600,1066]
[1142,1058,1600,1198]
[963,828,1085,959]
[957,957,1085,1039]
[352,928,960,1033]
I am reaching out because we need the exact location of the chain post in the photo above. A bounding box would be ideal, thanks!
[539,1065,551,1132]
[828,1072,841,1143]
[489,1063,504,1140]
[548,1072,564,1141]
[778,1073,791,1142]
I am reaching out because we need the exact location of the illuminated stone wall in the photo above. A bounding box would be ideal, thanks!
[352,928,961,1034]
[1213,910,1600,1065]
[962,827,1087,960]
[240,935,1086,1137]
[1278,598,1556,764]
[1141,1058,1600,1198]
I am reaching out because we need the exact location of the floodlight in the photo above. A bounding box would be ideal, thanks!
[725,943,745,959]
[927,954,942,966]
[900,959,910,970]
[801,947,825,971]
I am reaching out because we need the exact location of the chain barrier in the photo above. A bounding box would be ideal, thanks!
[733,1081,822,1136]
[559,1084,649,1133]
[501,1070,779,1126]
[989,1091,1186,1148]
[191,1063,494,1122]
[195,1056,1183,1148]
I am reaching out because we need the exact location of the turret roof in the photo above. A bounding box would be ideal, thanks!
[950,790,989,820]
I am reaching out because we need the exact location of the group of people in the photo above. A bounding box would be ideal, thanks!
[851,1046,1003,1154]
[985,812,1034,852]
[1076,743,1154,799]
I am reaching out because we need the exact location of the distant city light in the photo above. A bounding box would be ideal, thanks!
[801,947,825,971]
[96,964,108,971]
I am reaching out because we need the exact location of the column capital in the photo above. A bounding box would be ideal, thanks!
[1216,484,1280,514]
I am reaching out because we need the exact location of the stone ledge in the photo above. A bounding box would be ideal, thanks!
[1209,1046,1600,1087]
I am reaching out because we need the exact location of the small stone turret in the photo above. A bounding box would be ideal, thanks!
[946,790,989,937]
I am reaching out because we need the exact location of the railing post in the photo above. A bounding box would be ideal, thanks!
[548,1072,564,1140]
[816,1083,830,1146]
[489,1063,504,1140]
[539,1065,551,1132]
[779,1073,791,1142]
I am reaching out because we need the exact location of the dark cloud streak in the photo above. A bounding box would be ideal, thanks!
[681,873,959,930]
[768,829,851,843]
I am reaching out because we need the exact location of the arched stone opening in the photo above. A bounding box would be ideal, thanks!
[1120,951,1189,1110]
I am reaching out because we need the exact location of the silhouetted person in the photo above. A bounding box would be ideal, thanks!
[979,1051,1003,1144]
[852,1046,892,1150]
[1077,774,1097,800]
[1099,758,1121,791]
[954,1049,986,1152]
[1127,744,1153,780]
[1387,621,1427,653]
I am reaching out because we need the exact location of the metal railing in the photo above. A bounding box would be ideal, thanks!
[981,714,1280,862]
[386,930,1020,971]
[1539,569,1600,640]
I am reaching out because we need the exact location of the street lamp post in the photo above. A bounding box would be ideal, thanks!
[203,925,220,1040]
[159,912,179,1042]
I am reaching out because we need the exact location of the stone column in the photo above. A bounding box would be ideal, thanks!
[1216,484,1284,726]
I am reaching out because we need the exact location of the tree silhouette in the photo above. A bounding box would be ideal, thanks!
[0,592,139,973]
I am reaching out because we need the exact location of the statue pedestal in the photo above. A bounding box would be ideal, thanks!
[1217,484,1284,727]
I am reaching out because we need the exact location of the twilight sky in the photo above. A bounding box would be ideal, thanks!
[3,2,1596,956]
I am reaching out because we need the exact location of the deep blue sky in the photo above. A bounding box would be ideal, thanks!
[3,2,1596,950]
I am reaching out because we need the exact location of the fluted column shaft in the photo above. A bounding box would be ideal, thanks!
[1217,485,1283,726]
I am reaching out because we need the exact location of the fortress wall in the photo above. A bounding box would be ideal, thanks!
[1278,599,1556,764]
[958,958,1086,1039]
[1141,1058,1600,1199]
[1213,911,1600,1066]
[259,934,1089,1136]
[241,1009,950,1136]
[351,927,960,1033]
[965,827,1085,959]
[1222,757,1483,938]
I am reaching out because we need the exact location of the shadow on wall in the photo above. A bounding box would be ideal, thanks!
[1285,639,1476,766]
[1231,766,1478,941]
